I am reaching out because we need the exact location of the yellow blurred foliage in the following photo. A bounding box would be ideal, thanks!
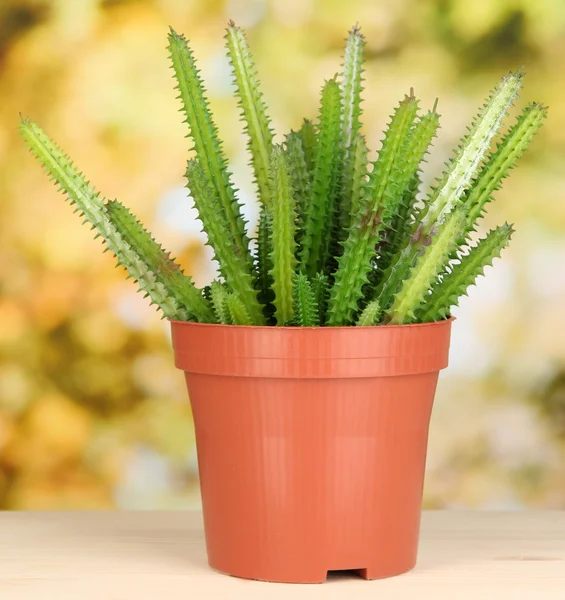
[0,0,564,509]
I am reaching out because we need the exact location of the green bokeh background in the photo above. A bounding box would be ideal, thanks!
[0,0,564,509]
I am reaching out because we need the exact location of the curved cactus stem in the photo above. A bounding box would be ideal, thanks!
[168,28,251,265]
[225,293,252,325]
[186,159,265,324]
[327,92,419,326]
[384,210,465,325]
[20,119,199,321]
[210,280,232,324]
[462,103,547,240]
[356,299,381,326]
[225,21,274,206]
[268,146,297,325]
[374,71,523,312]
[294,273,319,326]
[419,223,514,322]
[105,200,215,322]
[300,78,343,277]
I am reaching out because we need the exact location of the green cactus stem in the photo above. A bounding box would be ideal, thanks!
[300,78,342,277]
[419,223,514,322]
[384,209,465,325]
[19,118,208,322]
[374,71,523,313]
[225,293,253,325]
[225,21,274,206]
[268,146,298,325]
[105,200,215,322]
[312,272,329,325]
[210,280,232,324]
[294,273,319,326]
[254,205,275,321]
[186,159,265,324]
[296,118,316,172]
[340,23,365,150]
[168,28,251,264]
[376,108,440,274]
[341,133,368,231]
[356,299,381,326]
[462,103,547,238]
[327,93,419,326]
[284,130,311,239]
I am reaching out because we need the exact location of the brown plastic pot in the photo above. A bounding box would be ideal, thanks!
[170,318,452,583]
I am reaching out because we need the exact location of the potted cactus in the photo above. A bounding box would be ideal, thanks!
[21,22,546,583]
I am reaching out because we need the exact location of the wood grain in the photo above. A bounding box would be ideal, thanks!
[0,511,563,599]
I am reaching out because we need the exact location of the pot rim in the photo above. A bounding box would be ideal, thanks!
[168,316,455,331]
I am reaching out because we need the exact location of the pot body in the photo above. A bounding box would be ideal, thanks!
[171,320,452,583]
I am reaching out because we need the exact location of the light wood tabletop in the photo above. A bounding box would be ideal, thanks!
[0,510,563,599]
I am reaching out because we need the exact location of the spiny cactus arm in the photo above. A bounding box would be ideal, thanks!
[20,119,191,321]
[168,28,251,263]
[300,78,342,277]
[340,23,365,149]
[293,273,319,326]
[284,131,311,230]
[268,146,297,325]
[186,159,265,324]
[374,72,523,312]
[463,103,547,235]
[296,118,316,172]
[419,223,513,322]
[312,272,329,325]
[419,71,523,230]
[376,108,440,273]
[225,293,253,325]
[105,200,215,322]
[339,133,369,233]
[225,21,274,206]
[384,210,465,325]
[356,299,381,326]
[254,206,275,315]
[327,94,419,326]
[210,281,232,324]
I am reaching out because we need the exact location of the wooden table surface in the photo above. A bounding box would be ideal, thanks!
[0,510,563,599]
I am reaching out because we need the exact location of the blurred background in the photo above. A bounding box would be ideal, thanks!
[0,0,564,510]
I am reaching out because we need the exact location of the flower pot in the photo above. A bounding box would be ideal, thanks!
[170,318,452,583]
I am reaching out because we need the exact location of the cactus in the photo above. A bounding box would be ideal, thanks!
[373,71,524,314]
[419,224,514,322]
[327,93,419,326]
[462,103,547,239]
[294,273,320,326]
[168,27,251,265]
[284,131,311,239]
[225,293,253,325]
[296,118,317,172]
[357,299,381,326]
[21,24,546,328]
[20,119,212,322]
[225,21,274,206]
[210,281,232,324]
[300,78,343,277]
[384,210,465,325]
[186,159,264,324]
[268,146,298,325]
